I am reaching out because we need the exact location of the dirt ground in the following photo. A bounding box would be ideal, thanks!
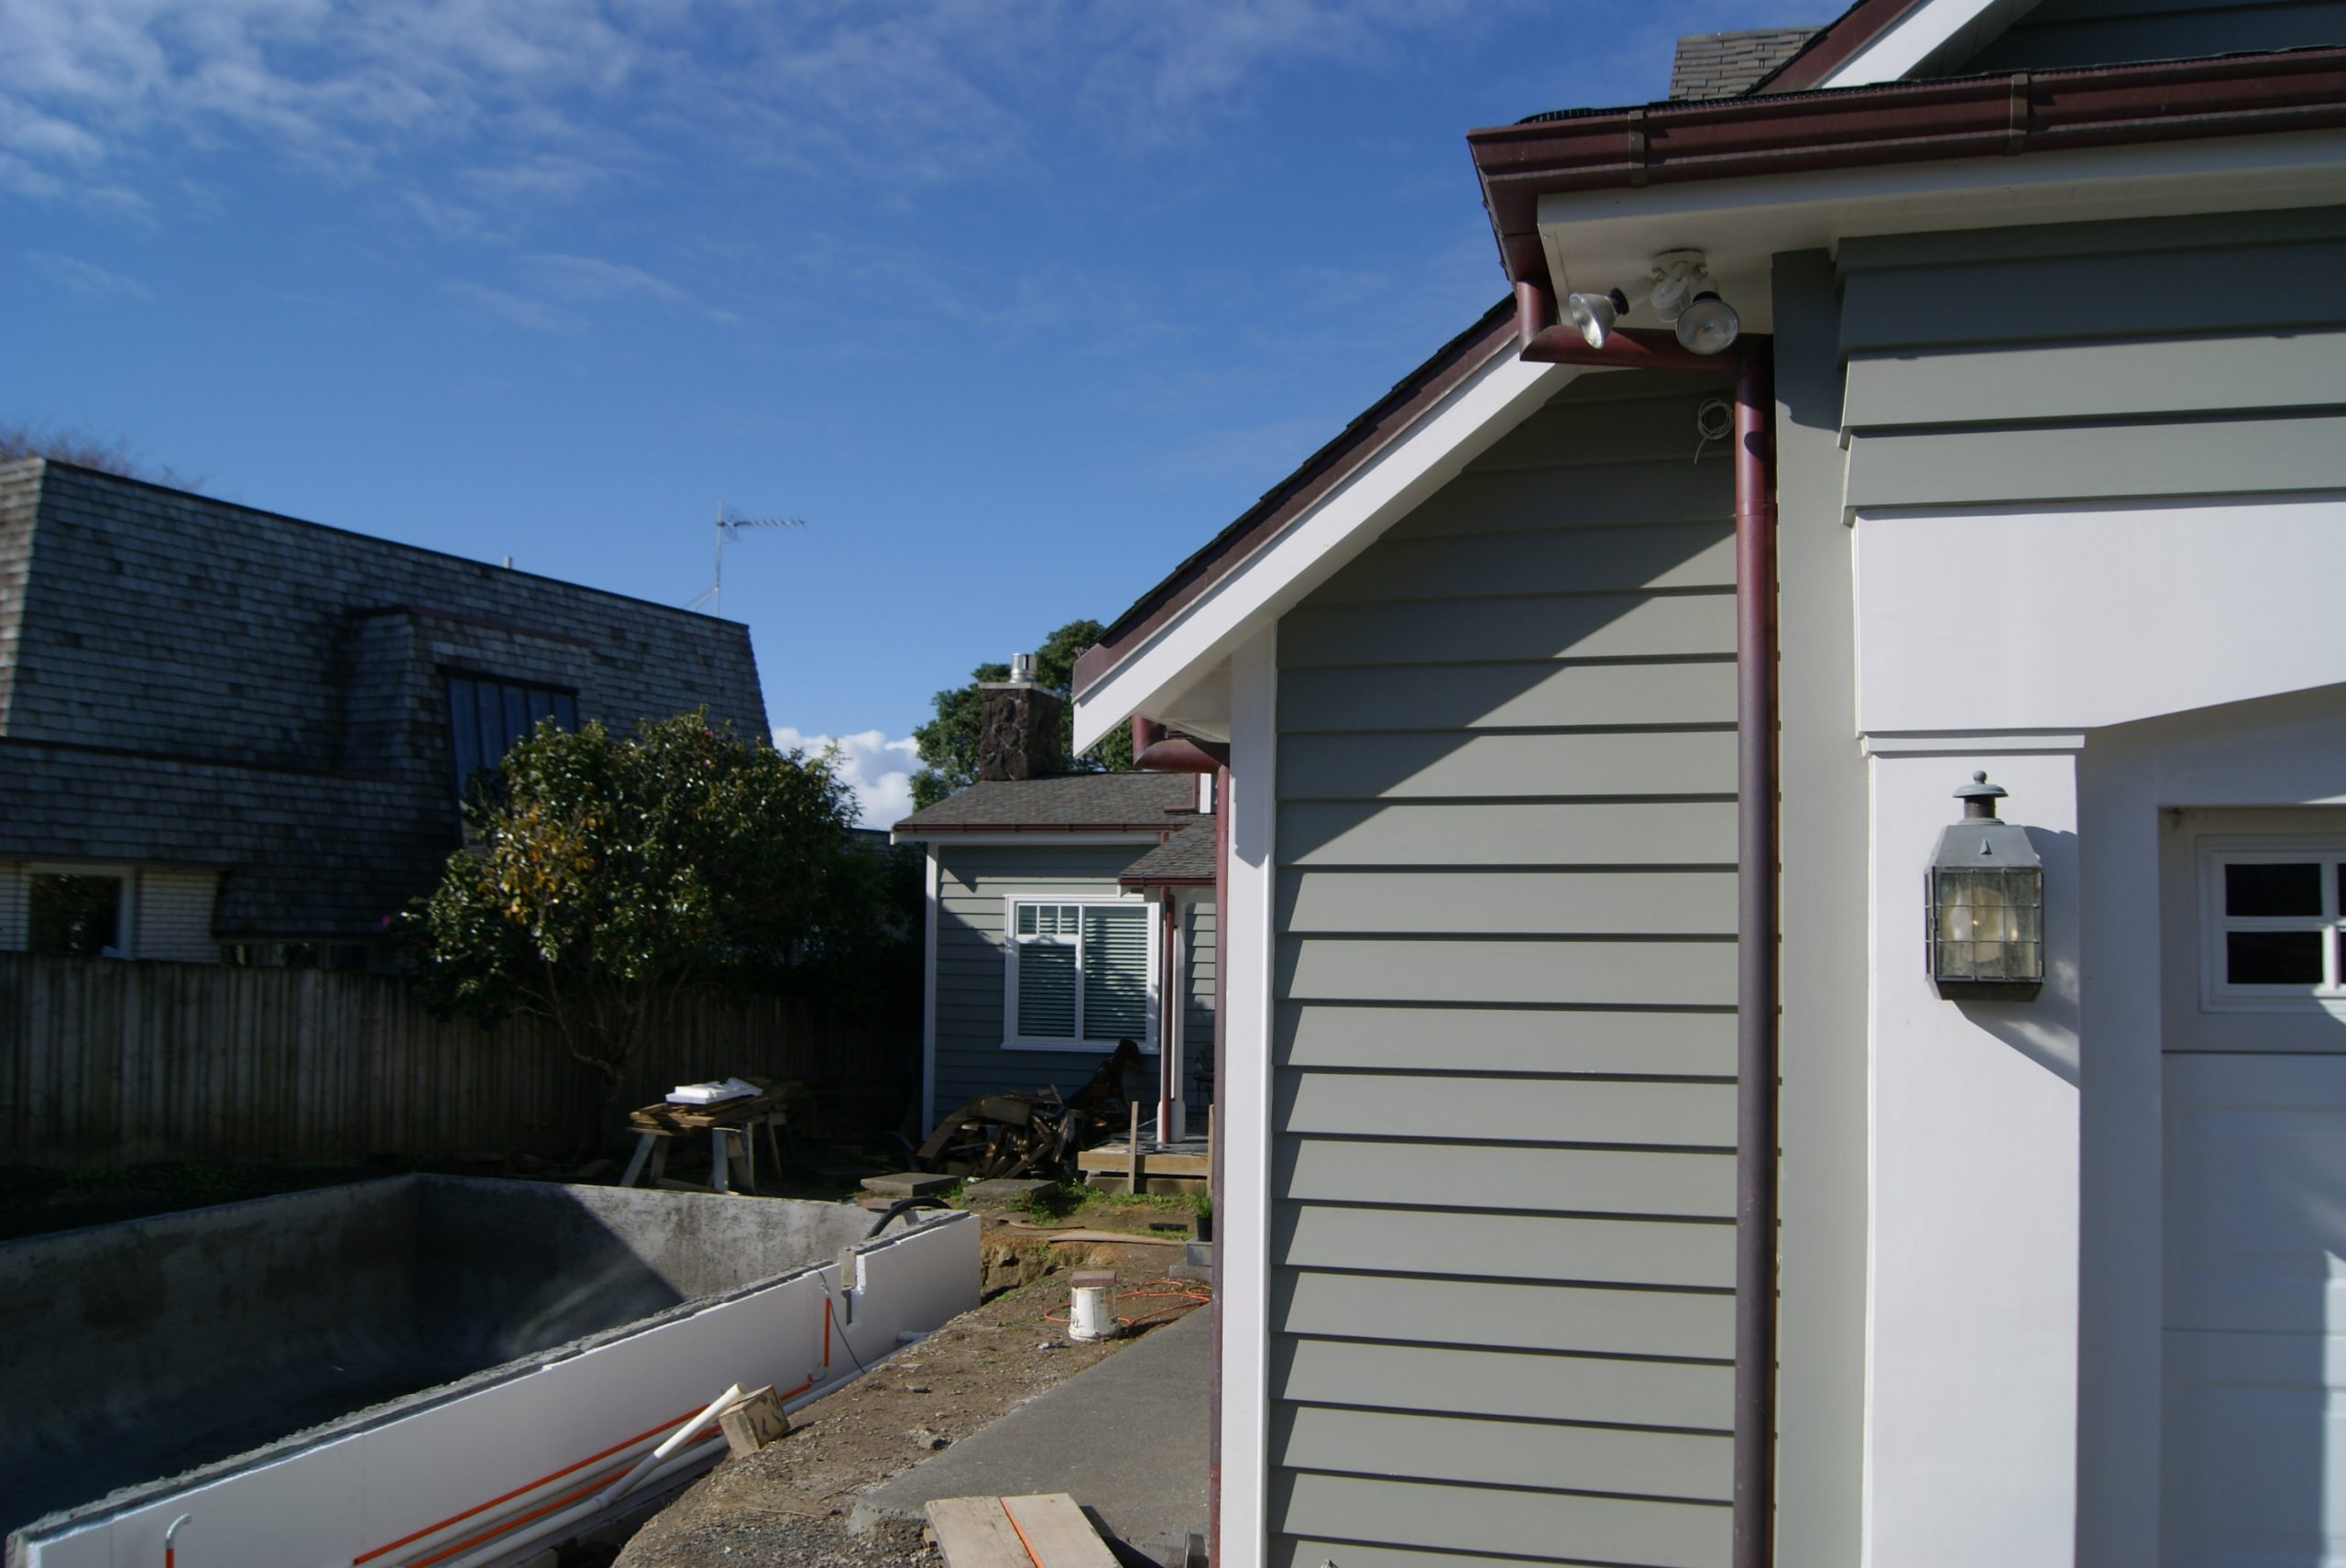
[608,1225,1207,1568]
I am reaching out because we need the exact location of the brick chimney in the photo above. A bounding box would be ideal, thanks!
[977,652,1066,782]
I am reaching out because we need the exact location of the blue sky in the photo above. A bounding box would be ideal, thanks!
[5,0,1800,822]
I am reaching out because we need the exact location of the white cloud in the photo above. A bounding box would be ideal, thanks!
[27,249,153,300]
[773,725,920,829]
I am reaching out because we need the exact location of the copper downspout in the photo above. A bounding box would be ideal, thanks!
[1506,294,1781,1568]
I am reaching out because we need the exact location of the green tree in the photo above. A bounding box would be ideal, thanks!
[403,711,889,1128]
[909,618,1135,808]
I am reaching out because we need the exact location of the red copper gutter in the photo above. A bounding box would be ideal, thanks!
[1513,308,1780,1565]
[1471,48,2346,286]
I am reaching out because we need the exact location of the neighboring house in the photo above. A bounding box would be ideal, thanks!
[0,459,769,967]
[1069,6,2346,1566]
[892,663,1215,1140]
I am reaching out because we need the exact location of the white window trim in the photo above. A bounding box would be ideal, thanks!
[25,861,138,959]
[1001,894,1158,1053]
[2198,836,2346,1016]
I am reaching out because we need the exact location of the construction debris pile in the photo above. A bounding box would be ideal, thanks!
[913,1044,1142,1182]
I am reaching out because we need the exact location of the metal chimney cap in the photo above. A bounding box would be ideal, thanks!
[1009,652,1036,686]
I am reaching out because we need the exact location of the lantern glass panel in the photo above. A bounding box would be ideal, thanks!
[1934,866,2043,983]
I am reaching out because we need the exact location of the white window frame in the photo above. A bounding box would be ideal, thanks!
[24,862,137,959]
[1002,894,1159,1053]
[2198,837,2346,1016]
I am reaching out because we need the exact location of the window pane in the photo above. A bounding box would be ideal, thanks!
[2229,930,2322,986]
[1082,905,1151,1041]
[447,678,480,793]
[1017,905,1038,936]
[528,688,554,727]
[476,682,504,773]
[28,874,123,957]
[1018,944,1077,1037]
[552,693,576,730]
[2226,861,2321,917]
[502,685,530,751]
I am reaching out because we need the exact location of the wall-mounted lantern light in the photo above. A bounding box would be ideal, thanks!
[1926,771,2045,999]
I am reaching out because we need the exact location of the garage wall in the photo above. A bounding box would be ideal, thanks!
[1266,370,1740,1568]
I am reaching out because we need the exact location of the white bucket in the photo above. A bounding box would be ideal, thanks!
[1069,1284,1122,1342]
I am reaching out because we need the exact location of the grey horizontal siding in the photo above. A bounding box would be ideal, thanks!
[1278,1337,1733,1429]
[1269,375,1738,1564]
[1281,868,1737,936]
[1960,0,2346,72]
[1843,333,2346,432]
[1274,1473,1727,1568]
[1277,936,1736,1008]
[1277,1405,1733,1504]
[1837,209,2346,517]
[1844,411,2346,511]
[1278,1205,1733,1289]
[1279,1074,1733,1149]
[1281,1003,1734,1076]
[1275,1267,1733,1358]
[1281,1138,1733,1218]
[1280,801,1737,868]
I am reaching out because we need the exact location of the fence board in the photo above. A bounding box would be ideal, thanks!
[0,953,904,1166]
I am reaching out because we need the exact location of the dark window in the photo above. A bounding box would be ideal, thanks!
[29,873,124,957]
[2226,861,2321,918]
[446,675,577,798]
[2228,930,2323,986]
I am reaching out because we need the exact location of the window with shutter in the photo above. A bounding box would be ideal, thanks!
[1004,898,1157,1049]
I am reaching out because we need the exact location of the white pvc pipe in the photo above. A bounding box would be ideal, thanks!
[594,1383,740,1509]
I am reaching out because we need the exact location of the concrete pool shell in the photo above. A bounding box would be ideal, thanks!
[2,1177,981,1568]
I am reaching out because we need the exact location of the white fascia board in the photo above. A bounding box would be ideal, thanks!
[1069,346,1578,754]
[1818,0,2045,86]
[1535,129,2346,314]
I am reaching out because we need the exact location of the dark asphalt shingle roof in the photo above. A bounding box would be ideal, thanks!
[1119,821,1216,884]
[1669,27,1823,99]
[891,771,1198,834]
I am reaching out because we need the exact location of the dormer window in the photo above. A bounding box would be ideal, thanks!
[446,674,576,800]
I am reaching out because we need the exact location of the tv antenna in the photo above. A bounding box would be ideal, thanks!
[685,503,804,615]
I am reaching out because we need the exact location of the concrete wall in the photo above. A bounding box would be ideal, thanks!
[0,1178,872,1539]
[1264,370,1740,1568]
[9,1196,978,1568]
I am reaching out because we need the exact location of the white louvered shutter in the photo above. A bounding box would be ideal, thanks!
[1015,904,1078,1039]
[1080,904,1151,1042]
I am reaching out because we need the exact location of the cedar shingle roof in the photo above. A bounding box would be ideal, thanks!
[891,771,1197,835]
[1668,27,1822,99]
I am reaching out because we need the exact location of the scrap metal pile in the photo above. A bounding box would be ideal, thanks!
[914,1041,1142,1181]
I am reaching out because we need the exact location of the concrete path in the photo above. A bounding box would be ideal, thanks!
[852,1309,1209,1565]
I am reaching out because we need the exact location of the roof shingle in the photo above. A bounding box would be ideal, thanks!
[891,771,1197,834]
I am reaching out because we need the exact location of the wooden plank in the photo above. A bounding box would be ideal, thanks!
[925,1497,1035,1568]
[1075,1147,1211,1177]
[1000,1494,1120,1568]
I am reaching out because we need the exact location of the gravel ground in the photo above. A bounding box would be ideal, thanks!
[609,1233,1204,1568]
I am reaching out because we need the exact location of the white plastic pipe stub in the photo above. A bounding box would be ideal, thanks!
[1068,1285,1122,1343]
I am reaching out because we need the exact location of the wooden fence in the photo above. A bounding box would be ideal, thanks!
[0,953,909,1167]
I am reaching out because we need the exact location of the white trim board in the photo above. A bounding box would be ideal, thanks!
[1818,0,2045,87]
[1216,627,1277,1568]
[1070,349,1573,753]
